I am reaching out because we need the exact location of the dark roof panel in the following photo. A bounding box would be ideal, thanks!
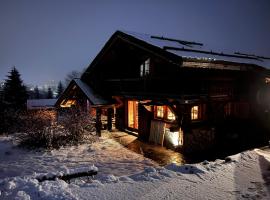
[120,30,270,69]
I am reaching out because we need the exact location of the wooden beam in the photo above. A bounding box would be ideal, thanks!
[37,170,97,183]
[107,108,113,131]
[95,108,102,137]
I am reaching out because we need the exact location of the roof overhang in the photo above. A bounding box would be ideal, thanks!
[55,79,112,108]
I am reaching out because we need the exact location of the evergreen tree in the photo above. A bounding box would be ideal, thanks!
[57,81,64,98]
[47,87,53,99]
[3,67,28,110]
[34,86,40,99]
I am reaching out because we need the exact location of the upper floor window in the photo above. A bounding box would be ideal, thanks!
[191,105,199,120]
[140,58,150,77]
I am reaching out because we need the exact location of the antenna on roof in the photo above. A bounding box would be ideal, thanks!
[235,52,270,60]
[151,35,203,47]
[163,46,261,60]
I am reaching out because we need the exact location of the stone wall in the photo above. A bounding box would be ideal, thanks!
[183,127,216,153]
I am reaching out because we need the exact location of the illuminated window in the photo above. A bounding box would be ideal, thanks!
[156,106,164,118]
[140,58,150,77]
[60,99,76,108]
[167,107,176,121]
[191,106,199,120]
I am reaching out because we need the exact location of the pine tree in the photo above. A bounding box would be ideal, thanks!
[34,86,40,99]
[47,87,53,99]
[3,67,28,110]
[57,81,64,98]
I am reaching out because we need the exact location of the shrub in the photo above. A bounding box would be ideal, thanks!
[17,109,97,149]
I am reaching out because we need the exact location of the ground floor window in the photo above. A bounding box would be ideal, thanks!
[191,105,199,120]
[156,106,164,118]
[155,106,176,121]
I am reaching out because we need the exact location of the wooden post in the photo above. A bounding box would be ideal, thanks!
[96,108,102,137]
[107,107,113,131]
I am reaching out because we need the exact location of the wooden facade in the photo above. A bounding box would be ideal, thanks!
[56,31,270,153]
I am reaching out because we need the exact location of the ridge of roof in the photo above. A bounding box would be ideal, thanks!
[119,30,270,69]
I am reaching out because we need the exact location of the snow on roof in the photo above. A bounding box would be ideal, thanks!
[121,30,270,69]
[27,99,57,110]
[73,79,109,105]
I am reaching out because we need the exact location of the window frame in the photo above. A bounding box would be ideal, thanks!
[191,105,200,121]
[140,58,150,77]
[154,105,176,121]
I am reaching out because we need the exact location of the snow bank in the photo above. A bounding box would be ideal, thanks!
[2,149,270,200]
[1,134,270,199]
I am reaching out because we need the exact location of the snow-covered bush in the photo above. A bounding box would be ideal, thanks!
[17,109,97,149]
[59,108,96,143]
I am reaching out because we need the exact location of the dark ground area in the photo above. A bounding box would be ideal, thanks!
[111,131,269,166]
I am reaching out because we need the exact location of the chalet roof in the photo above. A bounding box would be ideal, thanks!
[73,79,109,105]
[27,99,56,110]
[120,30,270,69]
[55,79,110,107]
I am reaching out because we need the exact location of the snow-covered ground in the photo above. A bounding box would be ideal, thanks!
[1,134,270,199]
[0,133,156,179]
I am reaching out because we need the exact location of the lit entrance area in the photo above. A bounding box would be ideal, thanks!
[127,100,138,130]
[111,131,186,165]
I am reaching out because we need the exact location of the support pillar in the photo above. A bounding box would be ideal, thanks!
[95,108,102,137]
[107,107,113,131]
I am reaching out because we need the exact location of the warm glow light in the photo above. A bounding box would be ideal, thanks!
[166,128,183,147]
[60,99,76,107]
[128,100,138,129]
[157,106,164,118]
[191,106,199,120]
[167,108,176,120]
[170,131,180,146]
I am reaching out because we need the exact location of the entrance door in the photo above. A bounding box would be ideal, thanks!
[128,100,138,129]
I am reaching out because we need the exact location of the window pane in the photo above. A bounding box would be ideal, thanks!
[145,58,150,75]
[157,106,164,118]
[140,58,150,77]
[191,106,199,120]
[167,107,175,120]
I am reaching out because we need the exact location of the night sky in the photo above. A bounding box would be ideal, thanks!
[0,0,270,87]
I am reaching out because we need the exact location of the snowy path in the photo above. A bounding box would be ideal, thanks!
[0,135,157,179]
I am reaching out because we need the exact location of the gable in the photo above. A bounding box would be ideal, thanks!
[55,79,110,108]
[81,30,270,83]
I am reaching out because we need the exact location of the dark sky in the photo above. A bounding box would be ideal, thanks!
[0,0,270,86]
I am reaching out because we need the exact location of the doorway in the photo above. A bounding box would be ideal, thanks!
[128,100,138,130]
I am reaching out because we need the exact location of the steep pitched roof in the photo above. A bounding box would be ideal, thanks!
[82,31,270,80]
[73,79,109,105]
[55,78,110,107]
[120,30,270,69]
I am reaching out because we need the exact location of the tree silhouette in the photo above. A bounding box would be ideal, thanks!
[47,87,53,99]
[3,67,28,110]
[57,81,64,98]
[34,86,40,99]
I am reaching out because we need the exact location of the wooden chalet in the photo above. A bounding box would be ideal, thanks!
[56,31,270,153]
